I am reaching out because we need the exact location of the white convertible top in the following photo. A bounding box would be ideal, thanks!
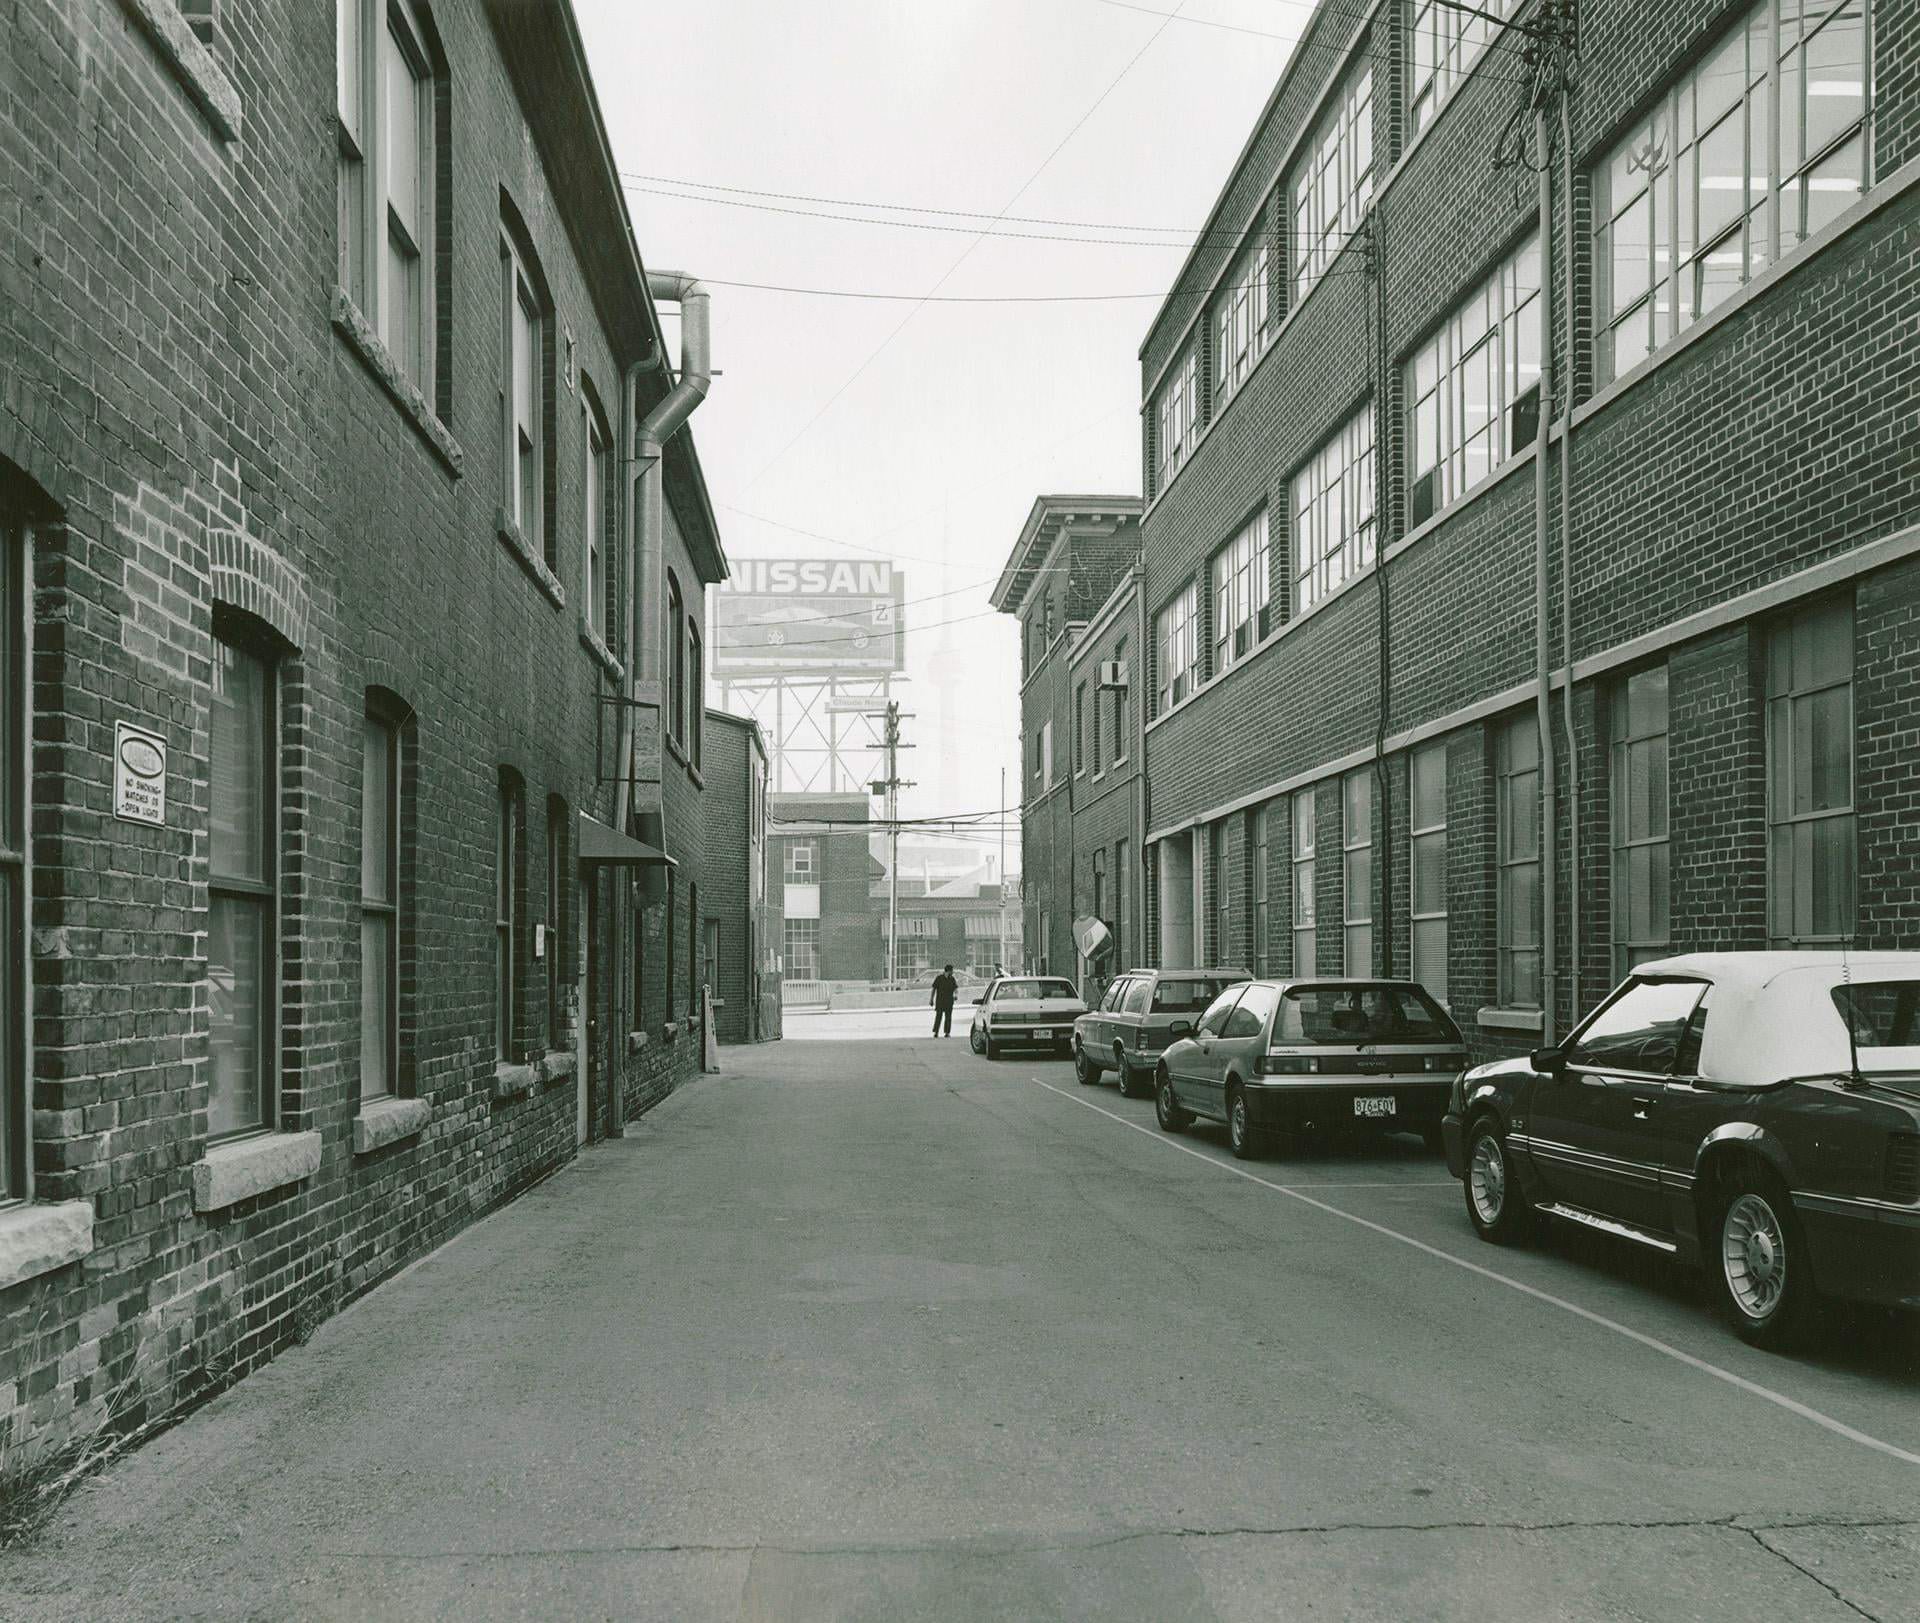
[1630,951,1920,1086]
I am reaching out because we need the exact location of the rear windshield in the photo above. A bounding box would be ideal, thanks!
[1833,981,1920,1068]
[1152,977,1237,1013]
[994,979,1077,1001]
[1275,985,1460,1046]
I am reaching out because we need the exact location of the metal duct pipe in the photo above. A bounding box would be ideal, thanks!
[614,273,712,853]
[1559,95,1580,1032]
[1533,106,1559,1046]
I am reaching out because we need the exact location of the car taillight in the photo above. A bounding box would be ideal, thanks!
[1258,1054,1315,1076]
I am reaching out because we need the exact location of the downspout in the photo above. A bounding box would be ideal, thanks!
[1533,106,1558,1046]
[607,356,642,1138]
[1134,561,1147,971]
[1559,95,1580,1027]
[613,272,712,857]
[1368,214,1393,978]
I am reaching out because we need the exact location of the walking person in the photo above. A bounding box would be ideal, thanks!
[930,964,959,1038]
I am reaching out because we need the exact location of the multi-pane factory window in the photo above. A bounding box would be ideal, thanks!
[1291,61,1372,301]
[1405,236,1540,528]
[784,917,820,980]
[1343,770,1373,975]
[1408,0,1516,138]
[1409,744,1449,1006]
[501,231,544,551]
[1611,666,1672,976]
[496,774,521,1060]
[1293,407,1374,614]
[0,539,20,1197]
[1768,596,1855,945]
[1214,235,1271,410]
[1593,0,1871,385]
[1291,792,1317,976]
[210,630,279,1137]
[1211,510,1270,673]
[1155,581,1200,713]
[1250,807,1271,976]
[785,840,815,882]
[1151,344,1201,495]
[1495,716,1542,1009]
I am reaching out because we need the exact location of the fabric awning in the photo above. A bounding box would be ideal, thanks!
[577,813,674,868]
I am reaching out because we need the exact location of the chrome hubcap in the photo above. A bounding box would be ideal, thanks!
[1231,1100,1246,1144]
[1469,1135,1506,1225]
[1159,1080,1172,1115]
[1722,1193,1787,1319]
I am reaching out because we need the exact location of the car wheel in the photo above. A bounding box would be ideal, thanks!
[1464,1117,1532,1245]
[1154,1067,1191,1134]
[1712,1168,1817,1349]
[969,1025,985,1056]
[1227,1085,1257,1160]
[1074,1043,1100,1086]
[1113,1047,1136,1098]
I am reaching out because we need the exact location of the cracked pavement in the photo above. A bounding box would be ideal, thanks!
[3,1013,1915,1620]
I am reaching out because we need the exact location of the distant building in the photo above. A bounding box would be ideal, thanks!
[991,496,1143,991]
[700,712,778,1042]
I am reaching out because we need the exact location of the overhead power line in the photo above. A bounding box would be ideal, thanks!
[695,258,1377,305]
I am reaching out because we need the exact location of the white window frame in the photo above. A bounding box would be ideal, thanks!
[1593,0,1874,386]
[1214,236,1271,410]
[1611,666,1672,977]
[500,232,543,548]
[1210,510,1270,674]
[1406,236,1540,523]
[0,537,27,1199]
[1342,769,1373,975]
[584,403,608,643]
[361,710,400,1102]
[1291,791,1317,977]
[784,841,816,882]
[1292,406,1375,614]
[1292,61,1373,301]
[1041,720,1055,789]
[1766,596,1855,945]
[1409,0,1516,139]
[1409,743,1449,1006]
[1154,581,1201,714]
[784,916,821,980]
[1495,715,1542,1010]
[1151,345,1201,495]
[338,0,436,393]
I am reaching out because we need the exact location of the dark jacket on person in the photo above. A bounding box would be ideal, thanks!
[931,972,959,1010]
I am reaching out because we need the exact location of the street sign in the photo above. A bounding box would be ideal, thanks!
[711,557,905,679]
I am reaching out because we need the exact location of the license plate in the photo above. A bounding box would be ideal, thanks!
[1033,1028,1054,1040]
[1353,1095,1396,1118]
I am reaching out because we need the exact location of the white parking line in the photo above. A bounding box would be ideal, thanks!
[1027,1073,1920,1470]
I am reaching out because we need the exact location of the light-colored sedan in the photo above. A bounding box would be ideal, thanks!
[969,976,1086,1061]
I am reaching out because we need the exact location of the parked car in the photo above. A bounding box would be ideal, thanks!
[1072,967,1250,1097]
[968,976,1086,1059]
[1443,952,1920,1347]
[1153,978,1464,1158]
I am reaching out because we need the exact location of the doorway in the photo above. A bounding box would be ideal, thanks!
[578,878,595,1146]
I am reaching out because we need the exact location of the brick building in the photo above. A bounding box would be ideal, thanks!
[770,792,877,985]
[699,710,778,1044]
[991,496,1142,986]
[1123,0,1919,1059]
[0,0,739,1463]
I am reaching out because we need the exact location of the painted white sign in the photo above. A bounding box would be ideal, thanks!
[113,721,167,826]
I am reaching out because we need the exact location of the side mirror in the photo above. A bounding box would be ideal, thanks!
[971,996,984,1005]
[1530,1046,1565,1076]
[1169,1019,1193,1036]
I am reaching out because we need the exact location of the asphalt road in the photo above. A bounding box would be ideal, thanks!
[4,1017,1916,1620]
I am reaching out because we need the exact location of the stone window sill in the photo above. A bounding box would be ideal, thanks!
[117,0,241,141]
[580,617,625,680]
[536,1050,576,1086]
[0,1199,95,1292]
[627,1030,651,1054]
[663,1021,681,1043]
[353,1096,432,1155]
[331,288,463,476]
[1478,1008,1544,1034]
[192,1130,322,1213]
[497,510,566,609]
[492,1061,537,1101]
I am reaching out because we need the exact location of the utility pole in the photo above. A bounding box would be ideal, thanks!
[999,765,1008,975]
[872,700,914,988]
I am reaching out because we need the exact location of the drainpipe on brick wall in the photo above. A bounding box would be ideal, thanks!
[613,273,712,866]
[1533,107,1559,1045]
[1559,93,1580,1026]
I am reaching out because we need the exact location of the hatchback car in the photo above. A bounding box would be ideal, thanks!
[1072,967,1250,1097]
[1443,952,1920,1347]
[968,975,1086,1060]
[1154,978,1465,1158]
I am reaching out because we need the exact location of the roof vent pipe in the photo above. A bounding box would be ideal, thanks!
[615,273,712,860]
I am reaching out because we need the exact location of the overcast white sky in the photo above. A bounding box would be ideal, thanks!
[574,0,1313,854]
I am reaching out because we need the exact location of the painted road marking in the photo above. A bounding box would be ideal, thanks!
[1026,1073,1920,1471]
